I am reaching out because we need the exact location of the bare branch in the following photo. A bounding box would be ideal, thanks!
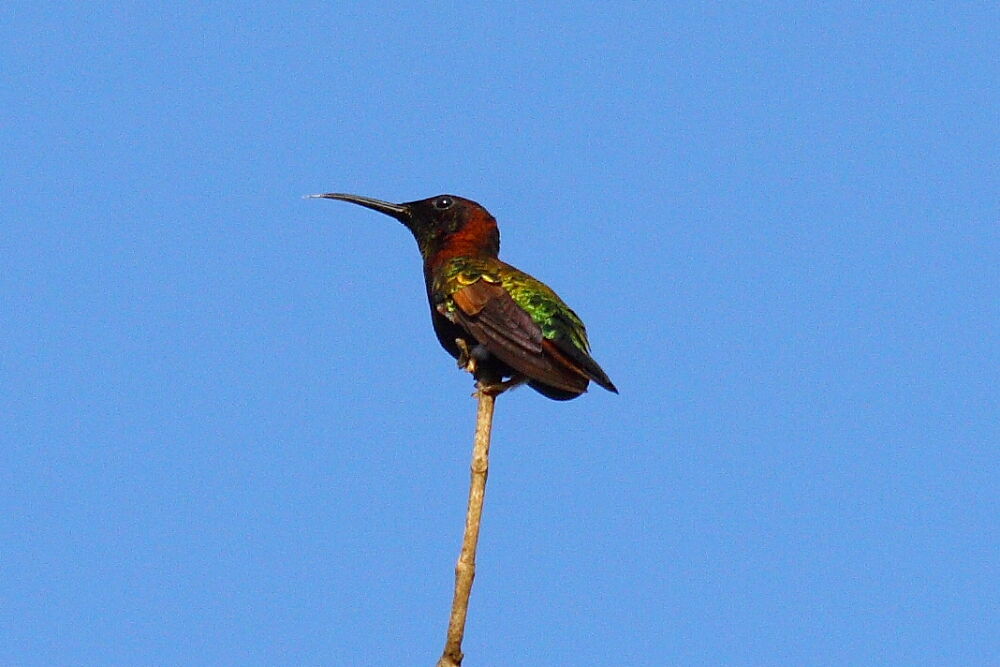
[436,379,498,666]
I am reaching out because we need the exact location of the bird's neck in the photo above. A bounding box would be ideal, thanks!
[421,209,500,274]
[423,239,497,285]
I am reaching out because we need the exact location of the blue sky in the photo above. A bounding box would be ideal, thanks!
[3,3,997,665]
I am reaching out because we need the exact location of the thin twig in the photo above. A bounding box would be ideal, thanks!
[436,381,497,667]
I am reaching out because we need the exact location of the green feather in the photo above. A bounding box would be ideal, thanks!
[434,258,592,354]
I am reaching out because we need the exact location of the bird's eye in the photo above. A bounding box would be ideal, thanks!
[434,196,454,210]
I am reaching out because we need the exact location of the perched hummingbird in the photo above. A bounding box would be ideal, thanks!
[309,193,617,400]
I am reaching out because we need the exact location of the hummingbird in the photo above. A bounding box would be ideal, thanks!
[309,193,617,400]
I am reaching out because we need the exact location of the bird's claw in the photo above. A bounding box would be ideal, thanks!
[456,338,525,397]
[455,338,477,374]
[476,375,527,398]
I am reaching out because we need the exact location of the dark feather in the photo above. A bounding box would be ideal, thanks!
[543,337,618,394]
[452,282,589,394]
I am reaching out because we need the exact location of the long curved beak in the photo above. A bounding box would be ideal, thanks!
[307,193,410,223]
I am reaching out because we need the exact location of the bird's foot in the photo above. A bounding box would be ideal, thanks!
[455,338,477,375]
[477,374,527,397]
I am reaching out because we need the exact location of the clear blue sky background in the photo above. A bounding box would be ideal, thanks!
[3,4,997,665]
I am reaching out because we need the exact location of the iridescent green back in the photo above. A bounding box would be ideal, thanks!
[433,257,592,354]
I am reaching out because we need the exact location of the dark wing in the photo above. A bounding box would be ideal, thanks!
[451,281,590,395]
[542,335,618,394]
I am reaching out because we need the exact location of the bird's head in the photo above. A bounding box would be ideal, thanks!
[309,193,500,261]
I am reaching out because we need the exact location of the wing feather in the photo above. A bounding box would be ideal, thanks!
[451,281,588,394]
